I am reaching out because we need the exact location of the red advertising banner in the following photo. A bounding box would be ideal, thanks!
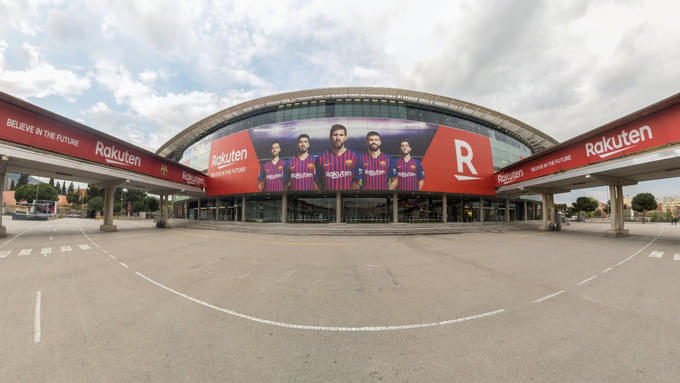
[422,126,495,195]
[495,104,680,187]
[206,130,260,196]
[0,101,207,188]
[206,119,497,196]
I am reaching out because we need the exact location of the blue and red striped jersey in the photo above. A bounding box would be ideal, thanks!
[287,155,317,191]
[258,159,287,192]
[315,149,363,191]
[360,152,396,190]
[395,157,425,191]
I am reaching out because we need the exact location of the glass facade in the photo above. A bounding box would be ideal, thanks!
[179,99,532,172]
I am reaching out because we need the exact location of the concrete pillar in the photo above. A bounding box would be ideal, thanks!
[442,193,447,223]
[241,196,246,222]
[505,198,510,222]
[523,200,528,221]
[335,191,342,223]
[281,192,287,223]
[479,197,484,222]
[0,155,8,237]
[540,193,554,231]
[100,185,117,232]
[607,184,629,237]
[184,201,188,219]
[393,192,399,223]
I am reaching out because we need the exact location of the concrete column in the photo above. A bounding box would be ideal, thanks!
[241,196,246,222]
[281,192,287,223]
[335,191,342,223]
[184,201,187,219]
[607,184,629,237]
[479,197,485,222]
[0,155,8,237]
[393,192,398,223]
[523,201,528,221]
[505,198,510,222]
[100,185,117,232]
[442,193,447,223]
[540,193,554,231]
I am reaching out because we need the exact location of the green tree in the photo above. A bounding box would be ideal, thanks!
[66,191,80,204]
[61,183,66,194]
[132,200,146,213]
[49,178,54,187]
[9,179,15,191]
[87,196,104,215]
[632,193,657,222]
[68,182,74,194]
[55,181,61,194]
[14,183,58,203]
[16,174,29,188]
[144,196,159,212]
[86,184,104,200]
[572,196,598,220]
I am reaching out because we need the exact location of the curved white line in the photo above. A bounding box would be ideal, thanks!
[135,271,505,332]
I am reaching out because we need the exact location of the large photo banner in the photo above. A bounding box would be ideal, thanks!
[206,117,496,196]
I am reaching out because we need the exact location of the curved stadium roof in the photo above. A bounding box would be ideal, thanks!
[157,87,558,161]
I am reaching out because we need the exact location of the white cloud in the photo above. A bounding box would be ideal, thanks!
[0,42,91,101]
[139,70,158,83]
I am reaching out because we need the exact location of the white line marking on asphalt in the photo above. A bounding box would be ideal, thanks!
[1,227,33,248]
[34,291,41,343]
[78,226,101,248]
[78,244,90,250]
[49,236,53,241]
[60,246,72,253]
[135,271,506,332]
[615,225,665,266]
[102,249,108,254]
[602,267,613,273]
[18,249,32,256]
[533,290,565,303]
[675,254,680,261]
[108,254,116,260]
[649,251,664,258]
[576,275,598,286]
[120,262,129,269]
[0,250,10,258]
[237,271,252,279]
[40,248,51,257]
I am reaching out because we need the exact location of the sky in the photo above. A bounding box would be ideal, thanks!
[1,0,680,202]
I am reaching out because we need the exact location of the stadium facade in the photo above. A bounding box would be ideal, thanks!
[158,87,557,223]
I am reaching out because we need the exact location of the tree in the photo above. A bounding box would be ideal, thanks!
[572,196,598,220]
[66,191,80,204]
[87,196,104,215]
[132,200,146,213]
[55,181,61,194]
[631,193,657,222]
[144,196,159,212]
[86,184,104,200]
[49,178,54,187]
[61,183,66,194]
[16,174,29,188]
[14,183,58,203]
[68,182,74,194]
[9,179,15,191]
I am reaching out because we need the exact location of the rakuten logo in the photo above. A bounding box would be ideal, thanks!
[95,141,141,168]
[585,125,652,159]
[212,148,247,169]
[454,139,482,181]
[182,171,206,187]
[497,169,524,184]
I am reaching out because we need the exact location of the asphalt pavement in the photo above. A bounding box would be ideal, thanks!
[1,217,679,382]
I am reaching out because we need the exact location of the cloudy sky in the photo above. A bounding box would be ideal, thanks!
[1,0,680,201]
